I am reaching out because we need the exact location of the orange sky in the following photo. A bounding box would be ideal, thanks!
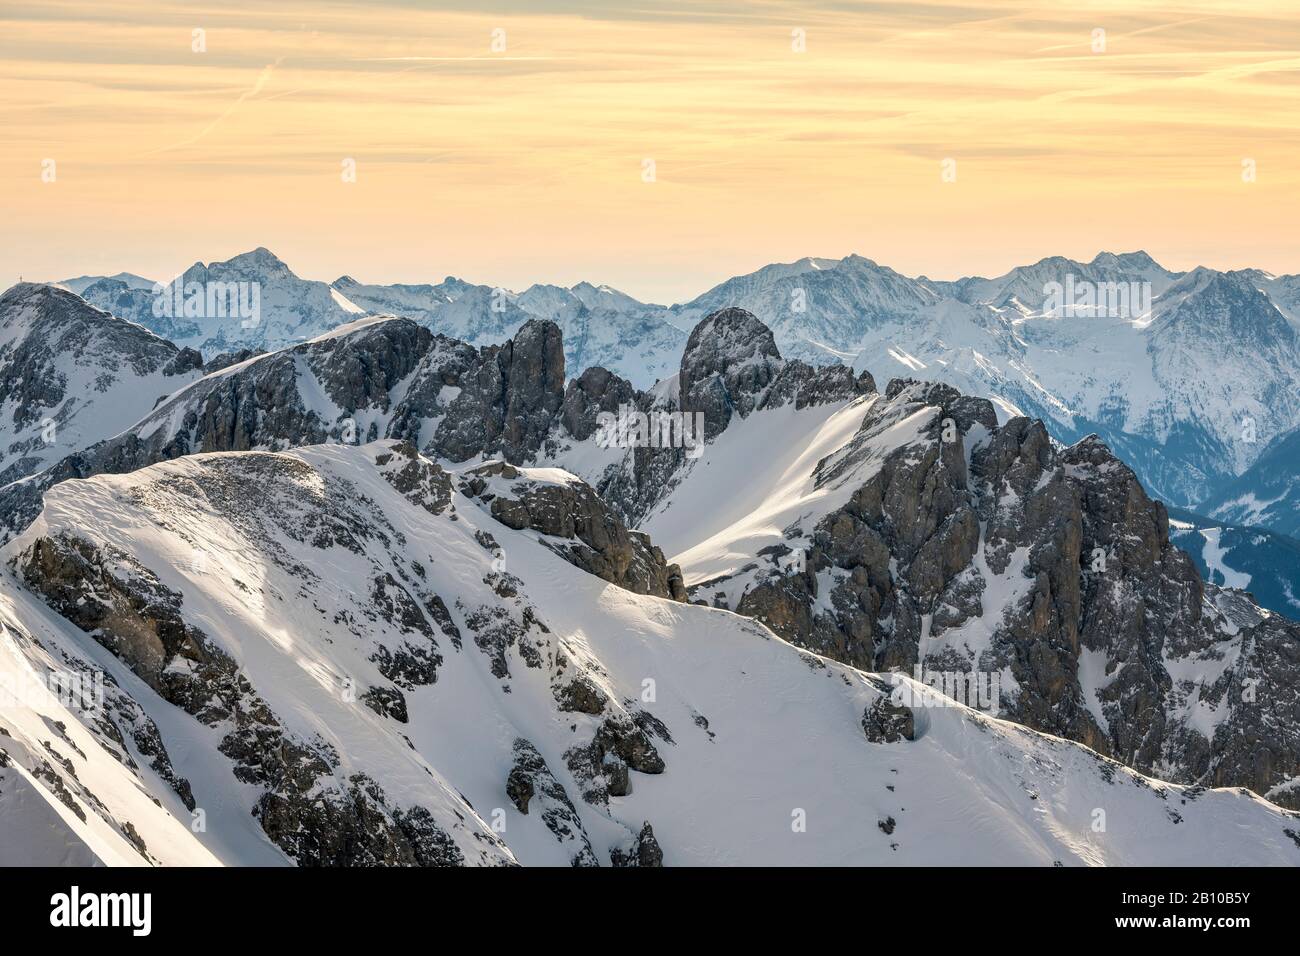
[2,1,1298,303]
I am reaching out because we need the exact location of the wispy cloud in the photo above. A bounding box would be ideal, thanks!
[140,59,281,156]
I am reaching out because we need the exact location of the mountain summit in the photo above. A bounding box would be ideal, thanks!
[45,246,1300,602]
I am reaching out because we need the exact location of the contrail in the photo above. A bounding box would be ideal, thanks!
[140,59,281,157]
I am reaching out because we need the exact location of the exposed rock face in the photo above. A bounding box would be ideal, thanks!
[705,379,983,670]
[433,318,566,463]
[94,665,197,811]
[564,713,668,809]
[374,441,454,516]
[505,738,599,866]
[675,331,1300,808]
[387,334,481,447]
[589,400,692,530]
[679,307,784,439]
[162,347,205,377]
[0,284,204,487]
[862,694,916,744]
[1198,598,1300,801]
[562,366,636,442]
[609,821,664,867]
[961,417,1104,752]
[14,531,473,865]
[459,461,686,601]
[201,347,264,374]
[780,361,876,410]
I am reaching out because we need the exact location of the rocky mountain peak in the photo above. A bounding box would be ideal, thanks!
[2,280,48,304]
[2,281,102,317]
[0,282,175,357]
[1154,268,1298,349]
[679,307,783,438]
[220,246,294,279]
[562,366,636,442]
[0,282,206,488]
[430,317,566,464]
[1093,249,1161,271]
[683,307,780,362]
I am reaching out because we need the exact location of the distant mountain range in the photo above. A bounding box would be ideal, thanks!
[1168,507,1300,617]
[54,247,1300,551]
[1202,422,1300,539]
[67,248,685,388]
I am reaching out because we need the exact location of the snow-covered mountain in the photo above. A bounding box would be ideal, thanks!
[1167,507,1300,619]
[73,248,367,358]
[66,252,685,387]
[3,301,1300,865]
[1203,422,1300,539]
[845,261,1300,509]
[669,254,944,365]
[56,272,155,298]
[333,275,684,386]
[20,245,1300,606]
[0,284,203,487]
[533,308,1300,807]
[939,250,1179,310]
[4,439,1299,866]
[57,247,1300,522]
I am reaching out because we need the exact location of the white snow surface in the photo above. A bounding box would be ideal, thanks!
[642,396,891,586]
[0,286,204,485]
[2,440,1298,866]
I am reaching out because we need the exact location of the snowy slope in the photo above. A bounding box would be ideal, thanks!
[641,394,916,595]
[0,582,225,866]
[4,440,1298,865]
[0,284,203,487]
